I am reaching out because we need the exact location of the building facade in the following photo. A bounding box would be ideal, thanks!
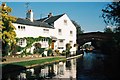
[12,10,76,54]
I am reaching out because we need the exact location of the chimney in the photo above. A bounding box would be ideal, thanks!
[2,2,6,7]
[48,13,52,18]
[26,9,33,22]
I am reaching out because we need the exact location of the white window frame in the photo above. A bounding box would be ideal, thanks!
[18,38,25,46]
[43,29,49,33]
[58,29,62,35]
[18,25,25,31]
[70,30,73,36]
[58,39,64,49]
[64,19,67,25]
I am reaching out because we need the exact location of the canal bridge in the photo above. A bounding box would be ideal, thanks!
[77,32,113,49]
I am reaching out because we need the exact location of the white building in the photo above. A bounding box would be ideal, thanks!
[12,10,76,54]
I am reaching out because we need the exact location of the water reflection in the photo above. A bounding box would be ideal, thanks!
[3,58,77,80]
[77,52,108,80]
[17,71,27,80]
[3,52,115,80]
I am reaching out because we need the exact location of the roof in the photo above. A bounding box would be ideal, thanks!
[14,13,65,28]
[37,13,65,24]
[14,18,54,28]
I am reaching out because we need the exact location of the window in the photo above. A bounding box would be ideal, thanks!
[18,26,25,31]
[60,40,63,42]
[58,29,62,35]
[70,31,73,36]
[43,29,49,33]
[64,20,67,25]
[69,41,73,45]
[18,26,20,29]
[69,41,73,43]
[19,39,25,46]
[41,38,48,48]
[58,39,64,49]
[22,26,25,30]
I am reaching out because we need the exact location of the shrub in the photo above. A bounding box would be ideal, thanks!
[61,50,66,56]
[12,45,24,54]
[47,48,53,56]
[55,49,60,55]
[66,43,72,57]
[34,48,45,54]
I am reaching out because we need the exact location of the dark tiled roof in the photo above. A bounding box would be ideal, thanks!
[14,14,65,28]
[14,18,54,28]
[37,14,65,24]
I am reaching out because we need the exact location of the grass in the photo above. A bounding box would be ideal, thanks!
[2,57,66,67]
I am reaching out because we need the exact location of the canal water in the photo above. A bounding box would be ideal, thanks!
[2,52,119,80]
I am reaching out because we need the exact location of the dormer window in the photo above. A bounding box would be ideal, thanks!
[64,20,67,25]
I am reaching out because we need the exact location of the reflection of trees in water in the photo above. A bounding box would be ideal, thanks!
[34,67,41,78]
[73,59,76,65]
[66,60,72,70]
[3,59,77,79]
[48,64,56,78]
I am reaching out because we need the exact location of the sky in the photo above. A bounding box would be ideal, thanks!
[5,2,112,32]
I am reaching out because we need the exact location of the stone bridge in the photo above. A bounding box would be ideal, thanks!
[77,32,113,49]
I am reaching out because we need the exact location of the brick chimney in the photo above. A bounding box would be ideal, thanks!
[2,2,6,7]
[26,9,33,22]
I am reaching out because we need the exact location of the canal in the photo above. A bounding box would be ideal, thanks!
[2,51,119,80]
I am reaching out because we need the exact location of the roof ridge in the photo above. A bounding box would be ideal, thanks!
[36,13,65,21]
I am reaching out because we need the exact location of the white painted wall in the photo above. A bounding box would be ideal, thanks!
[13,23,53,38]
[13,14,76,53]
[53,14,76,52]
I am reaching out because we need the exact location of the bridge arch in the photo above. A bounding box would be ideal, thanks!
[77,32,113,49]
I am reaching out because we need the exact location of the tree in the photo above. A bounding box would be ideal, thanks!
[72,20,84,35]
[102,2,120,26]
[66,43,72,57]
[104,27,113,33]
[102,2,120,54]
[113,26,120,33]
[0,3,17,56]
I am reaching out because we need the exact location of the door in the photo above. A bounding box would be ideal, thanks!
[51,42,54,49]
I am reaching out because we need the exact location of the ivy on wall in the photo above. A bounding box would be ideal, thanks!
[15,36,52,53]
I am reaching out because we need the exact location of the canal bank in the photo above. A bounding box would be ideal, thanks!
[2,54,83,69]
[2,51,119,80]
[2,55,81,80]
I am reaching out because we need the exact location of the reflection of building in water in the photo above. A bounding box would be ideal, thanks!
[54,59,76,79]
[17,59,77,79]
[48,65,56,78]
[64,59,76,79]
[26,68,34,76]
[17,71,27,80]
[57,62,64,75]
[40,66,49,78]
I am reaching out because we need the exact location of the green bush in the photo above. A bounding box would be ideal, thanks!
[55,49,60,55]
[33,48,45,54]
[12,45,24,54]
[47,48,53,56]
[61,50,66,56]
